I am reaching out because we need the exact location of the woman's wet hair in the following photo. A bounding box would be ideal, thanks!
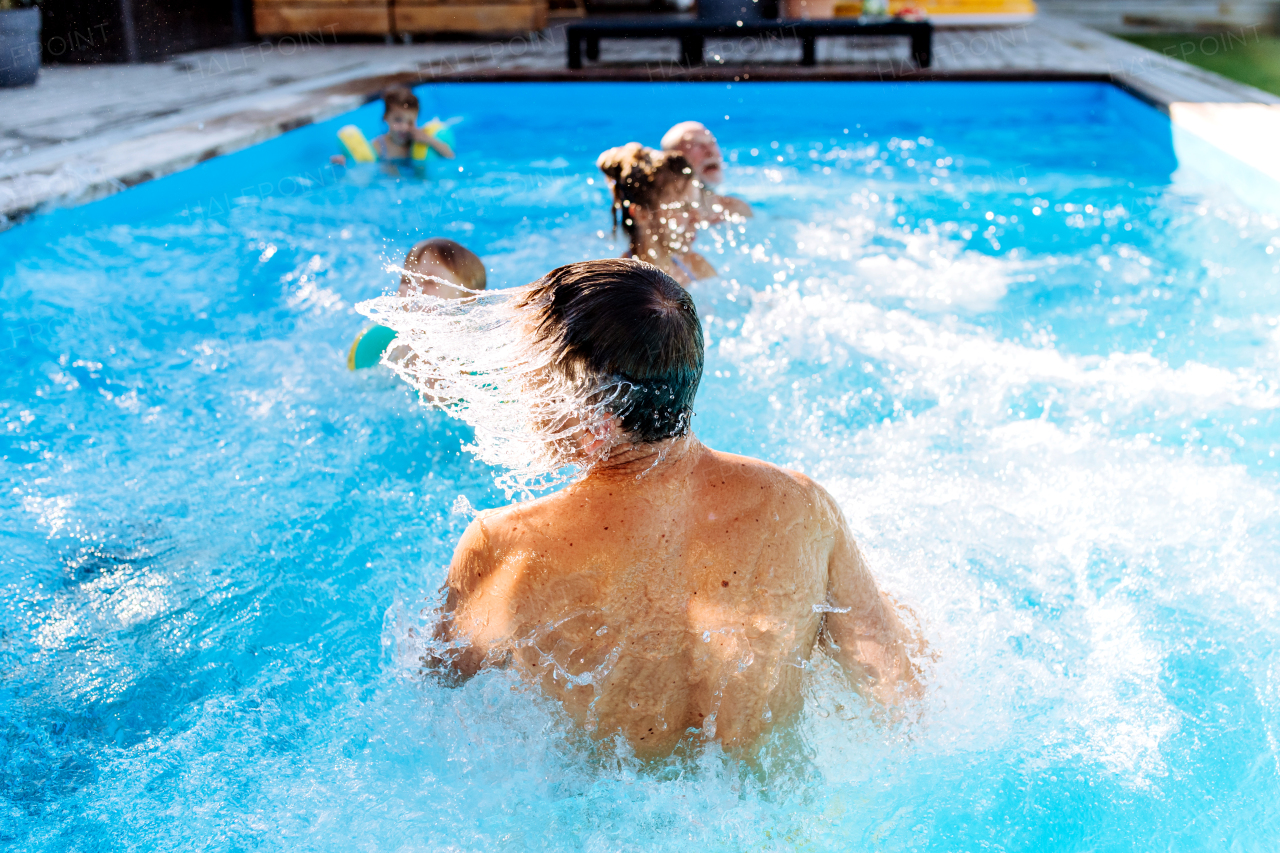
[382,85,419,116]
[596,143,696,240]
[516,258,703,444]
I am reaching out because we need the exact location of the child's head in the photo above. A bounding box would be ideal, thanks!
[661,121,723,187]
[597,143,700,253]
[382,86,420,144]
[400,238,487,298]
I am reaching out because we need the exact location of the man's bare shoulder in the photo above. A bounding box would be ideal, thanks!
[447,500,552,600]
[695,447,821,489]
[695,449,838,523]
[461,492,569,558]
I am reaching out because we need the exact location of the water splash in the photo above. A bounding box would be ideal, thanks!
[357,286,645,498]
[450,494,478,518]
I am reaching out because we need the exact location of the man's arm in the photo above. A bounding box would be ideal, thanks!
[429,516,494,681]
[818,494,920,705]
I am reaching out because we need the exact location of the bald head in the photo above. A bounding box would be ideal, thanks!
[661,121,724,187]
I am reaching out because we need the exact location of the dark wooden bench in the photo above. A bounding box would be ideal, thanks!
[566,17,932,69]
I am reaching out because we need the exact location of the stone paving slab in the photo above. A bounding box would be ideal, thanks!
[0,15,1276,225]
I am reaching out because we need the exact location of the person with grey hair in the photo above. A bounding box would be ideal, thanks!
[429,258,921,757]
[661,120,753,223]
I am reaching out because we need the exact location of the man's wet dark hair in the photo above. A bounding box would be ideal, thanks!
[517,258,703,444]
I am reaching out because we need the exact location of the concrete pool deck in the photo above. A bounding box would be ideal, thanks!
[1,15,1277,226]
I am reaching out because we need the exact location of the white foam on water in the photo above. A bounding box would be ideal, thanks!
[705,264,1280,792]
[724,286,1280,420]
[790,218,1018,312]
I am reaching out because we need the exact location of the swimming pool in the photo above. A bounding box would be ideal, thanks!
[2,81,1278,850]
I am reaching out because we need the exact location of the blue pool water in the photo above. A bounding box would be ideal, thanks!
[2,82,1279,850]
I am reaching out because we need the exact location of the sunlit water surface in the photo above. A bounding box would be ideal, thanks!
[2,82,1279,850]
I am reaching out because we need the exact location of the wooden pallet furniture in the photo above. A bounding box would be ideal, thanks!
[253,0,548,36]
[394,0,549,35]
[566,17,933,68]
[254,0,393,35]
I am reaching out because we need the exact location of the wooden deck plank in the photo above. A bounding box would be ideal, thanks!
[254,7,393,36]
[395,4,550,34]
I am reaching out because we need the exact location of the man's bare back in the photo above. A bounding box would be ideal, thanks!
[437,438,918,757]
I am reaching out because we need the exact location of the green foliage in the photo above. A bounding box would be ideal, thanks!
[1123,32,1280,97]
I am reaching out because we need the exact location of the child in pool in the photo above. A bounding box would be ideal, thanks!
[596,142,715,288]
[661,121,752,223]
[349,238,485,370]
[399,237,486,297]
[331,86,455,168]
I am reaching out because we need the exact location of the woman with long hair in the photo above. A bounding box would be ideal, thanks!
[596,143,716,286]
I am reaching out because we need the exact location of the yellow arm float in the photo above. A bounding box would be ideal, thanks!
[412,118,458,162]
[338,125,377,163]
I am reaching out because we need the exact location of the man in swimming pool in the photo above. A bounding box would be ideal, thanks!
[661,121,753,223]
[433,259,918,757]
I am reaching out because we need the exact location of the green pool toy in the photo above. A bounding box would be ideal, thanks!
[348,324,398,370]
